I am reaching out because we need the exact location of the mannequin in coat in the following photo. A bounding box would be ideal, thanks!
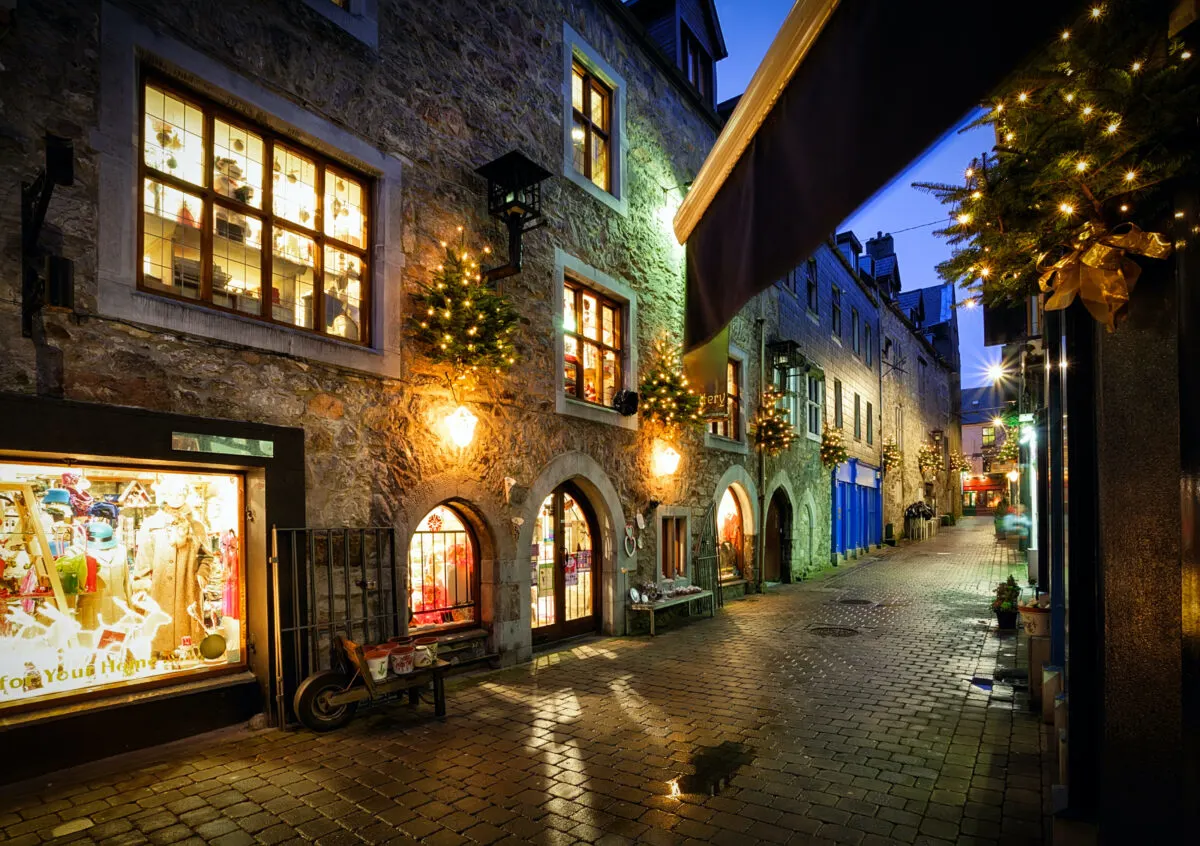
[133,479,212,657]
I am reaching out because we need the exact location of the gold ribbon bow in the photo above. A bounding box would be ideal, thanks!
[1038,223,1173,330]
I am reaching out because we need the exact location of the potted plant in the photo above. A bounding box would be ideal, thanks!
[993,499,1010,539]
[992,575,1020,630]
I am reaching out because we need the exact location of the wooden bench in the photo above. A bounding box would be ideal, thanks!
[629,590,715,636]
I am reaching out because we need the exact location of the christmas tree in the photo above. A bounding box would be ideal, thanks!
[751,388,798,456]
[997,426,1021,463]
[639,335,702,427]
[410,237,520,374]
[881,438,902,472]
[951,451,973,473]
[915,0,1194,328]
[917,442,945,476]
[820,423,847,468]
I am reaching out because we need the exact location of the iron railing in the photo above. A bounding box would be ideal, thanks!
[692,503,723,608]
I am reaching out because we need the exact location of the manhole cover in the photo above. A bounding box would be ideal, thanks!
[837,598,874,605]
[809,626,860,637]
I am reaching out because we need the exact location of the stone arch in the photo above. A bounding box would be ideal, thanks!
[712,463,759,583]
[795,486,820,579]
[517,451,629,652]
[765,470,798,583]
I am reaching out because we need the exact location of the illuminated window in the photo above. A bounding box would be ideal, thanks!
[660,516,688,579]
[709,359,742,440]
[563,277,623,407]
[0,462,244,711]
[408,505,477,631]
[717,488,745,582]
[531,488,596,635]
[982,426,996,447]
[140,77,371,343]
[571,62,612,193]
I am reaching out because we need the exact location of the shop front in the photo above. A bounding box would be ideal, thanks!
[962,474,1006,515]
[832,459,881,560]
[0,394,303,783]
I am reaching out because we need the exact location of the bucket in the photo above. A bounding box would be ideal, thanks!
[414,636,438,667]
[365,648,390,681]
[1020,605,1051,637]
[388,635,414,647]
[390,643,415,675]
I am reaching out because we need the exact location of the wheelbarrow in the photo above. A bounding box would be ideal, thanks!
[292,635,448,732]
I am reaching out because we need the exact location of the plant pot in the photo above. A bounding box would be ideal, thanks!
[389,644,415,675]
[995,609,1019,630]
[1020,605,1051,637]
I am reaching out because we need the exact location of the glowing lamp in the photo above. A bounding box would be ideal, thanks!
[445,405,478,449]
[651,441,682,477]
[992,417,1004,428]
[986,364,1006,383]
[1006,470,1020,482]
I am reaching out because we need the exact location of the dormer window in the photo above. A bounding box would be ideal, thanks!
[681,24,713,103]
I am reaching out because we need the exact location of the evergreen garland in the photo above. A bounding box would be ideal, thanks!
[881,438,902,472]
[820,423,848,469]
[914,0,1194,327]
[917,442,945,476]
[409,242,519,374]
[639,335,701,427]
[951,451,973,473]
[751,388,798,456]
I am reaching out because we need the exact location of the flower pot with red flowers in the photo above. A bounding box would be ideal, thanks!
[992,576,1021,630]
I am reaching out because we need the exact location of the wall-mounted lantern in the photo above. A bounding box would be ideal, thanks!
[475,151,552,283]
[651,440,682,477]
[444,405,478,450]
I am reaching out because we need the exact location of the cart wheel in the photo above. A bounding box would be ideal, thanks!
[294,670,357,732]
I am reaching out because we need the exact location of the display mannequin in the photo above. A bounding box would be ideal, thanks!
[82,522,130,629]
[133,478,212,656]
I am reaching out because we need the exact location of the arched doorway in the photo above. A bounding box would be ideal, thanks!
[717,486,749,582]
[407,503,480,632]
[764,489,793,583]
[531,482,601,644]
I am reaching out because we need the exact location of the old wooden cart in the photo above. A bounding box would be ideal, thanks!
[293,636,448,731]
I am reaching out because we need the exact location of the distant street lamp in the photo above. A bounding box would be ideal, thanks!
[986,363,1006,384]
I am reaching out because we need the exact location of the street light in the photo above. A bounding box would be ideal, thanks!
[986,363,1006,384]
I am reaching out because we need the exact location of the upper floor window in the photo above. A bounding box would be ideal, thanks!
[832,287,842,337]
[681,24,713,103]
[571,62,611,193]
[866,401,874,445]
[833,379,843,429]
[864,323,873,366]
[140,78,370,344]
[806,374,822,440]
[982,426,996,447]
[918,357,928,398]
[853,393,862,440]
[709,359,742,440]
[851,307,860,353]
[563,276,623,407]
[778,266,799,296]
[773,366,801,430]
[805,259,818,313]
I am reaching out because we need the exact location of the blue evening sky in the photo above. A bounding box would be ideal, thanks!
[712,0,997,387]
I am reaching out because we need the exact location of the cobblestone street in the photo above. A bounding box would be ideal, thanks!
[2,517,1047,846]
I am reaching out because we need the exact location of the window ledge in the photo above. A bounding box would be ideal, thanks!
[807,309,820,324]
[705,432,749,455]
[806,432,822,443]
[558,395,638,431]
[832,335,843,346]
[564,168,628,215]
[301,0,378,49]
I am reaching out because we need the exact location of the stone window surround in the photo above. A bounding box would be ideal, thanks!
[655,506,691,581]
[301,0,379,50]
[704,343,749,455]
[562,22,628,216]
[553,249,638,431]
[96,2,403,379]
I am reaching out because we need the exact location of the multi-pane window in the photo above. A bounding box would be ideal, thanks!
[709,359,742,440]
[833,379,843,428]
[896,407,904,450]
[660,516,688,579]
[571,62,612,192]
[865,323,873,366]
[774,367,800,429]
[982,426,996,447]
[563,277,623,407]
[832,287,842,337]
[681,24,713,102]
[851,308,860,353]
[778,266,799,296]
[140,78,370,343]
[805,259,818,312]
[854,393,862,440]
[408,505,478,631]
[806,374,822,438]
[866,401,874,445]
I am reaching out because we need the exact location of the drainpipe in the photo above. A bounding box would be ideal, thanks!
[756,297,767,592]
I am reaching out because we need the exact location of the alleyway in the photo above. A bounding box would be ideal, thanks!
[3,518,1046,846]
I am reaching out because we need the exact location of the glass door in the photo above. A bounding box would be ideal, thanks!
[531,483,599,643]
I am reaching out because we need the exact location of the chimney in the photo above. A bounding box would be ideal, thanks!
[865,231,895,262]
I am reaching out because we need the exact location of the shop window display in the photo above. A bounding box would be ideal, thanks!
[407,505,477,631]
[0,463,243,710]
[717,488,745,582]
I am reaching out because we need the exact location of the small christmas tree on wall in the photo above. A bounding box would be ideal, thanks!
[410,238,520,375]
[997,426,1021,463]
[881,438,902,472]
[917,442,945,476]
[639,335,701,427]
[820,423,847,468]
[951,451,973,473]
[751,388,798,456]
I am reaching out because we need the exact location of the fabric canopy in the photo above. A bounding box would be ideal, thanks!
[675,0,1071,352]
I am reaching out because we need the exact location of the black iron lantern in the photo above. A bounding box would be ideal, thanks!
[475,151,551,282]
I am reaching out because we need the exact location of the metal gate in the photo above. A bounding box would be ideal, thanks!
[692,503,723,608]
[271,526,398,728]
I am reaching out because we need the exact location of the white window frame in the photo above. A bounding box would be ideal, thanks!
[773,366,801,431]
[553,249,638,430]
[562,23,627,215]
[705,344,749,454]
[96,2,402,378]
[806,373,823,442]
[301,0,379,49]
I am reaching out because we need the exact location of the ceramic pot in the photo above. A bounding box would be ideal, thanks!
[390,644,415,675]
[414,636,438,666]
[365,648,390,681]
[1020,606,1051,637]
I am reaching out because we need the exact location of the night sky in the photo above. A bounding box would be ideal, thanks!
[712,0,997,388]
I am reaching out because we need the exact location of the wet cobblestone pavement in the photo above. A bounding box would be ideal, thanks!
[2,517,1047,846]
